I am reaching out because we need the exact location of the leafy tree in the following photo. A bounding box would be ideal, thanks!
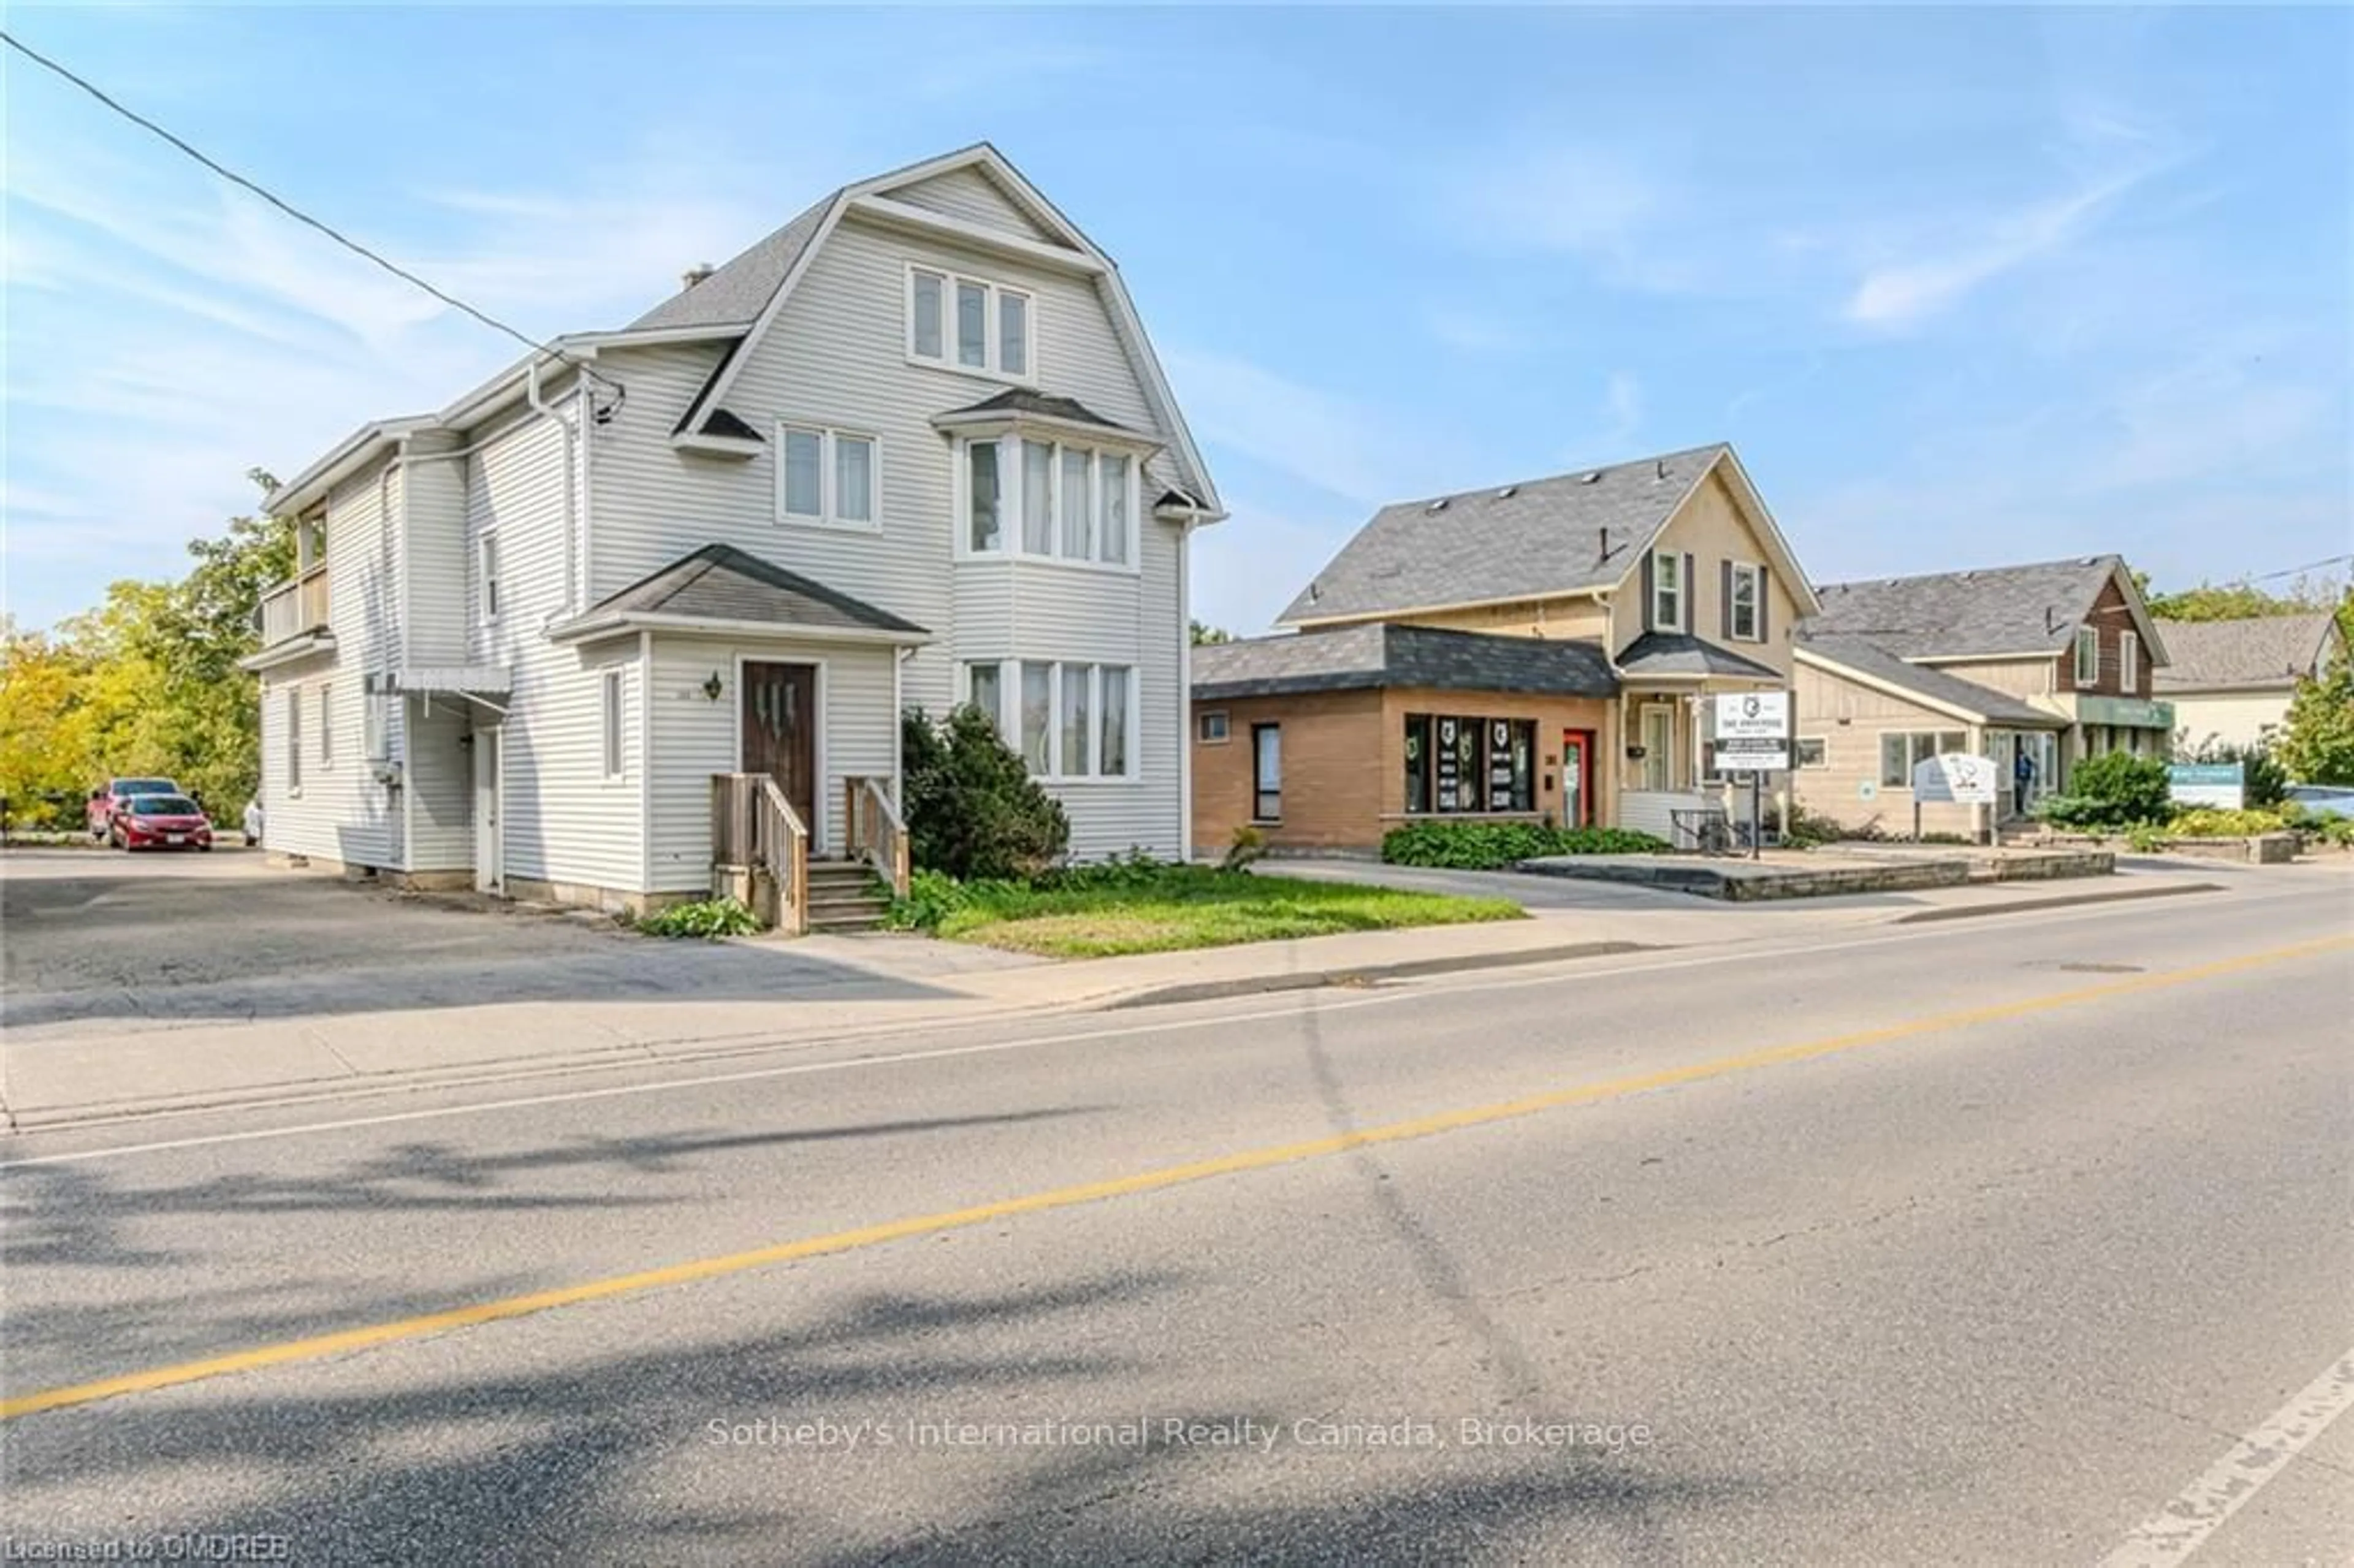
[1189,620,1234,645]
[2275,663,2354,785]
[900,705,1070,880]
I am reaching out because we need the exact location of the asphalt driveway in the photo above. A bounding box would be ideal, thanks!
[1,849,1009,1038]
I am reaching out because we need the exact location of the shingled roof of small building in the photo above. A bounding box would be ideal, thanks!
[2153,612,2344,692]
[1279,443,1732,628]
[1191,623,1617,702]
[1796,634,2068,727]
[1806,555,2138,660]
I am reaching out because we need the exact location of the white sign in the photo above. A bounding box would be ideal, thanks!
[1711,692,1790,742]
[1913,752,1998,805]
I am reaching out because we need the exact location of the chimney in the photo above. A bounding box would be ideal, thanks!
[680,263,715,291]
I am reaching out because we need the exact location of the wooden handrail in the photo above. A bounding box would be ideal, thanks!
[711,772,809,933]
[844,774,911,898]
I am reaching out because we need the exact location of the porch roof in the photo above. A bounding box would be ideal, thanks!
[550,544,930,645]
[1615,631,1783,683]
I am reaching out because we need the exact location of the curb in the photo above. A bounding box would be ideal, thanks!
[1891,880,2223,925]
[1100,941,1658,1011]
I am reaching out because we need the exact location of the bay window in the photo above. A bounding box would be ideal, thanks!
[908,265,1033,379]
[777,425,877,528]
[970,660,1137,780]
[959,435,1140,566]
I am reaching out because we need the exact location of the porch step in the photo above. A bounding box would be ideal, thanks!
[802,861,892,932]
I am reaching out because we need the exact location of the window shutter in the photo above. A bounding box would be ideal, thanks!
[1758,564,1771,642]
[1683,554,1695,633]
[1641,553,1656,633]
[1720,560,1733,640]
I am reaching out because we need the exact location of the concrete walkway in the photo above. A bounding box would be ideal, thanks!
[1,848,2244,1130]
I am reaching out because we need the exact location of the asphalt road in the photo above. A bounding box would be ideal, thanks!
[2,877,2348,1564]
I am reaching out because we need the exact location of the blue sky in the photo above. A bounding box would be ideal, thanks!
[6,6,2348,636]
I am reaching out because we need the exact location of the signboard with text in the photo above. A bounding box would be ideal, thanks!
[2168,762,2244,810]
[1913,753,1998,805]
[1710,692,1791,773]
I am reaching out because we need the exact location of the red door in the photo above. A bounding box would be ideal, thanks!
[742,662,817,837]
[1560,729,1594,828]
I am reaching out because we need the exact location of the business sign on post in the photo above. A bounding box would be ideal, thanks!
[1912,753,1998,805]
[1710,692,1791,773]
[2168,761,2244,810]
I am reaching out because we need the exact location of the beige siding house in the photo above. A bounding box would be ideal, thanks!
[243,145,1222,923]
[2155,613,2347,752]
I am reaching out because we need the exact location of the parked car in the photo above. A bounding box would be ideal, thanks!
[86,777,181,839]
[110,794,214,852]
[2285,784,2354,820]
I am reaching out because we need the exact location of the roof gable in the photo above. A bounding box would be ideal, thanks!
[1796,634,2068,727]
[2153,612,2343,691]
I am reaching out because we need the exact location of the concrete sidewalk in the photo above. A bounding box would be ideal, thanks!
[0,866,2230,1131]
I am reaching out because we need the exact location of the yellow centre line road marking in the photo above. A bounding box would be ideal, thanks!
[6,935,2345,1422]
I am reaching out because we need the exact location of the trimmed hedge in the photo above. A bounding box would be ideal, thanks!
[1381,820,1669,869]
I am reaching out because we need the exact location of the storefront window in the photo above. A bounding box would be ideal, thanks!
[1406,714,1536,814]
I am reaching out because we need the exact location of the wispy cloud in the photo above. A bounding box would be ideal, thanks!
[1842,165,2164,331]
[1438,141,1709,294]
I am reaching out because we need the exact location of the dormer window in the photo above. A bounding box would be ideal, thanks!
[908,265,1032,379]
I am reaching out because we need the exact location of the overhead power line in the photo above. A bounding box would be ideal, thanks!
[2,28,600,381]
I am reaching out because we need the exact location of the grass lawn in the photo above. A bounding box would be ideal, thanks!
[925,866,1525,958]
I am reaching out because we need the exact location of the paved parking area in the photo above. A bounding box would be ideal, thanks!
[1,849,1013,1041]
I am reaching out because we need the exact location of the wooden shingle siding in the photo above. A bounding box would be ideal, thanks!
[2058,577,2153,698]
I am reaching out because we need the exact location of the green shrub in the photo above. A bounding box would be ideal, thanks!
[901,706,1070,881]
[1780,803,1848,848]
[883,867,972,932]
[636,897,761,939]
[1222,824,1267,871]
[2039,752,2173,829]
[2126,823,2170,853]
[1380,820,1667,869]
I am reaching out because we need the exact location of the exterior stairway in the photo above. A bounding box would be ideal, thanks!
[804,859,893,932]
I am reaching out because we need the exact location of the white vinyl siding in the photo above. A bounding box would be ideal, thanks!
[644,636,897,892]
[889,165,1065,245]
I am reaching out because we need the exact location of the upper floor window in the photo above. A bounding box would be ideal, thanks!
[779,425,877,529]
[2119,630,2140,690]
[1650,549,1685,632]
[909,266,1032,379]
[1728,561,1763,642]
[962,436,1136,568]
[2074,626,2100,685]
[478,533,501,624]
[296,509,327,575]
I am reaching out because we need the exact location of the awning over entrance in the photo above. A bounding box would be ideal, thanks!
[1615,631,1783,683]
[395,665,512,698]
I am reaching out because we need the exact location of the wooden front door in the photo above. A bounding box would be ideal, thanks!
[741,662,818,843]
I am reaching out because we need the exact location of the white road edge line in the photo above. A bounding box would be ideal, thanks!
[0,883,2325,1170]
[2097,1349,2354,1568]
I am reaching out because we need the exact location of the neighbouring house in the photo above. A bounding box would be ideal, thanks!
[2155,612,2348,753]
[1793,554,2169,837]
[1190,443,1821,853]
[240,144,1222,926]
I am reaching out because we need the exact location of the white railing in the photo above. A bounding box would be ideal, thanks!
[257,569,330,647]
[845,775,911,898]
[712,772,809,934]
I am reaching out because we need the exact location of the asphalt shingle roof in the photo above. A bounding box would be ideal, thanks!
[627,194,834,333]
[1278,443,1731,626]
[2152,613,2342,692]
[1615,631,1785,683]
[1797,634,2067,727]
[1806,556,2124,659]
[581,544,928,637]
[943,387,1131,431]
[1191,625,1617,702]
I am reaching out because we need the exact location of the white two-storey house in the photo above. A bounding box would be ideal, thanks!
[242,145,1223,926]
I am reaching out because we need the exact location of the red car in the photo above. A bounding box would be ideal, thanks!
[110,793,214,851]
[86,776,180,839]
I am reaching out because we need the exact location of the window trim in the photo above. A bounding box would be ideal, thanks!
[2074,626,2100,685]
[970,659,1138,783]
[1795,737,1827,769]
[775,423,881,532]
[905,262,1035,384]
[1650,549,1685,634]
[1728,560,1764,643]
[954,435,1141,574]
[600,667,626,782]
[478,532,501,625]
[1197,710,1231,744]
